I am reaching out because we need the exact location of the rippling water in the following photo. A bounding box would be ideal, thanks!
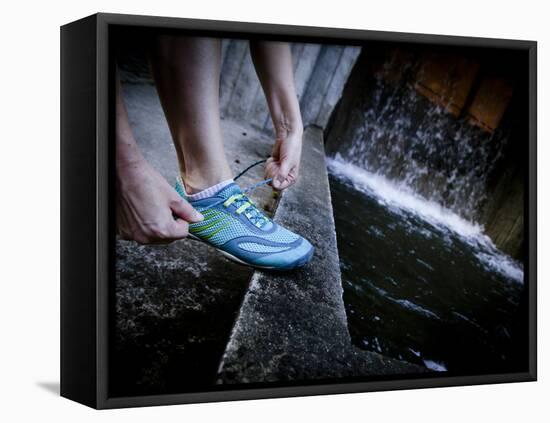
[328,157,528,374]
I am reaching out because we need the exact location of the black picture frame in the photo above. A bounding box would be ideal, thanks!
[60,12,537,409]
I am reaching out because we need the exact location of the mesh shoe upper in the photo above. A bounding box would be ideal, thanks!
[175,179,313,269]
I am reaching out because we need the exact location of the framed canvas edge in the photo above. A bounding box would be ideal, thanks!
[92,12,537,410]
[527,42,537,381]
[96,12,109,409]
[95,12,537,47]
[99,372,535,409]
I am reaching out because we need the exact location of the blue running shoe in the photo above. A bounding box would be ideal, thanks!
[175,177,314,271]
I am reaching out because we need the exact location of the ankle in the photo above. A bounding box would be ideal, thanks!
[185,178,234,200]
[181,170,233,195]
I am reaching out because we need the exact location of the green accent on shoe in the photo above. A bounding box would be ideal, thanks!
[191,216,227,235]
[202,221,232,240]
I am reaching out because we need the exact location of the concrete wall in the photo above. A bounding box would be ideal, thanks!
[116,36,361,135]
[219,40,361,134]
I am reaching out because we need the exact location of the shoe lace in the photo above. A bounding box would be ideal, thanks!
[200,159,273,227]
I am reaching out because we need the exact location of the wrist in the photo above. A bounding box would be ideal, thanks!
[273,111,303,141]
[266,87,303,140]
[116,153,145,172]
[116,134,146,169]
[116,151,148,188]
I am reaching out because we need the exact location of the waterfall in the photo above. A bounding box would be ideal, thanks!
[331,73,511,225]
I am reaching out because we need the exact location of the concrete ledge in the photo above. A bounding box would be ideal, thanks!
[117,81,423,392]
[217,127,423,384]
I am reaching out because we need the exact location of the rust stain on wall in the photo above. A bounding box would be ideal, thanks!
[414,53,479,117]
[467,76,514,132]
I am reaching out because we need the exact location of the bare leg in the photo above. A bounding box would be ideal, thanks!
[115,72,203,245]
[150,36,232,194]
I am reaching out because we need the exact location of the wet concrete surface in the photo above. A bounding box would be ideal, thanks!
[114,82,424,397]
[217,127,425,384]
[113,240,251,396]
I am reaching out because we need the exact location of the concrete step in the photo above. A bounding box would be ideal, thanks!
[217,126,423,384]
[115,82,282,394]
[118,82,423,390]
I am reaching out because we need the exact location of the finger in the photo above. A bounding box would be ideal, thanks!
[279,159,292,178]
[170,197,204,222]
[273,177,291,190]
[273,161,292,189]
[275,177,293,191]
[264,161,278,181]
[147,219,190,244]
[167,218,189,240]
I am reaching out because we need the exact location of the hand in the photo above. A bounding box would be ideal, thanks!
[116,159,203,244]
[265,128,303,190]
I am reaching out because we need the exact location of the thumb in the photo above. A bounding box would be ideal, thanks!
[273,160,291,189]
[170,198,204,223]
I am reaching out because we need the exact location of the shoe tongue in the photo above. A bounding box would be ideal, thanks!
[216,182,243,200]
[217,182,270,228]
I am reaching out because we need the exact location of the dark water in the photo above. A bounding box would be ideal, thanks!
[328,160,528,375]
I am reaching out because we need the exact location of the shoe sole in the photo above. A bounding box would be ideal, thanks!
[187,233,312,271]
